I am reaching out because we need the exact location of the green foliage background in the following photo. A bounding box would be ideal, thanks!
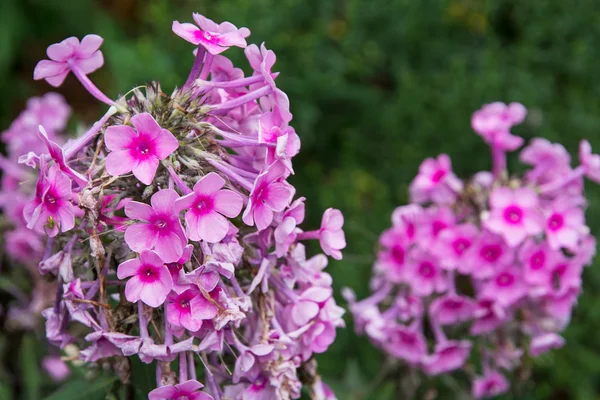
[1,0,600,398]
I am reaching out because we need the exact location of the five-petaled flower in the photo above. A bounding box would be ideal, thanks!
[117,250,173,307]
[172,13,250,55]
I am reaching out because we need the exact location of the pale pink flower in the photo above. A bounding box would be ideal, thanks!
[579,140,600,183]
[148,379,213,400]
[422,206,455,244]
[520,138,571,184]
[175,172,243,243]
[243,161,293,230]
[105,113,178,185]
[383,324,427,364]
[429,294,476,326]
[470,299,507,335]
[166,288,218,332]
[422,340,472,375]
[472,370,509,399]
[544,257,583,297]
[245,43,278,90]
[544,197,585,250]
[33,35,104,87]
[375,226,409,283]
[406,249,447,296]
[117,251,173,307]
[483,187,543,247]
[518,240,559,287]
[319,208,346,260]
[409,154,462,204]
[463,231,513,278]
[391,204,424,242]
[124,189,187,263]
[481,267,527,307]
[172,13,250,55]
[471,102,526,150]
[435,223,478,270]
[24,164,74,237]
[529,332,565,357]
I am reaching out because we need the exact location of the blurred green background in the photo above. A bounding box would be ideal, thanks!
[2,0,600,398]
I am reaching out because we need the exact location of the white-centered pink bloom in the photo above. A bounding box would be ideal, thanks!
[175,172,243,243]
[117,251,173,307]
[484,187,543,247]
[172,13,250,55]
[124,189,187,263]
[105,113,178,185]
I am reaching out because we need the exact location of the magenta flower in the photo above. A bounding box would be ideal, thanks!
[406,249,447,296]
[481,267,527,307]
[375,226,408,282]
[318,208,346,260]
[391,204,424,242]
[175,172,243,243]
[245,43,278,90]
[544,257,582,296]
[24,165,74,237]
[544,197,585,250]
[383,324,427,364]
[470,299,507,335]
[472,371,509,399]
[471,102,526,150]
[422,340,472,376]
[33,35,103,87]
[117,251,173,307]
[429,294,476,326]
[105,113,178,185]
[148,379,213,400]
[172,13,250,55]
[483,187,543,247]
[435,223,478,270]
[242,161,293,230]
[529,333,565,357]
[518,240,558,287]
[166,288,218,332]
[409,154,462,204]
[463,231,513,278]
[422,206,455,244]
[124,189,186,263]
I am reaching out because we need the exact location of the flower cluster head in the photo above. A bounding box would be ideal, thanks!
[8,13,346,400]
[346,102,598,398]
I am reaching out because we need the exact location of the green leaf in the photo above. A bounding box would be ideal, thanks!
[20,334,40,400]
[44,376,117,400]
[0,382,13,400]
[130,357,156,399]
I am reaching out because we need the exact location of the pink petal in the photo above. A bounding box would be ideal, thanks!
[322,230,346,250]
[516,188,538,208]
[153,231,185,263]
[117,258,142,279]
[192,13,219,32]
[302,287,332,302]
[46,37,78,61]
[194,172,226,196]
[172,21,201,45]
[149,386,178,400]
[74,51,104,75]
[44,71,71,88]
[190,296,219,320]
[57,203,75,232]
[213,189,243,217]
[253,203,274,231]
[322,208,344,230]
[130,113,161,135]
[177,380,204,393]
[197,211,229,243]
[105,125,136,151]
[33,60,68,81]
[264,182,291,212]
[132,157,160,185]
[140,280,170,307]
[140,250,166,267]
[124,223,158,252]
[153,130,179,160]
[184,211,202,241]
[490,187,513,209]
[125,201,154,221]
[292,301,319,326]
[174,192,197,212]
[150,189,179,214]
[105,150,136,177]
[77,34,104,57]
[124,276,144,303]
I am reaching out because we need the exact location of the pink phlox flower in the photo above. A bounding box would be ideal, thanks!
[175,172,243,243]
[394,294,424,322]
[406,248,448,296]
[209,54,244,82]
[243,161,294,230]
[166,287,218,332]
[391,204,424,242]
[36,126,88,187]
[166,244,194,293]
[138,336,195,364]
[375,226,409,283]
[520,138,571,184]
[117,250,174,307]
[25,93,71,132]
[149,379,214,400]
[470,298,507,335]
[472,370,510,399]
[435,223,478,270]
[483,187,543,247]
[471,102,526,150]
[574,234,596,267]
[463,231,514,278]
[81,331,140,362]
[172,13,250,55]
[233,343,274,383]
[259,105,300,172]
[245,43,279,90]
[579,140,600,183]
[422,206,455,245]
[529,332,565,357]
[274,197,305,257]
[105,112,179,185]
[409,154,463,204]
[382,324,427,364]
[544,196,586,250]
[290,286,333,327]
[481,266,527,307]
[33,35,104,87]
[518,239,560,287]
[543,256,583,297]
[124,189,187,263]
[318,208,346,260]
[429,294,476,326]
[544,287,580,329]
[42,307,73,348]
[23,164,75,237]
[42,356,70,382]
[422,339,472,375]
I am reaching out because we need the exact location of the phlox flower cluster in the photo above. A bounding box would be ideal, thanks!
[345,102,598,398]
[9,12,346,400]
